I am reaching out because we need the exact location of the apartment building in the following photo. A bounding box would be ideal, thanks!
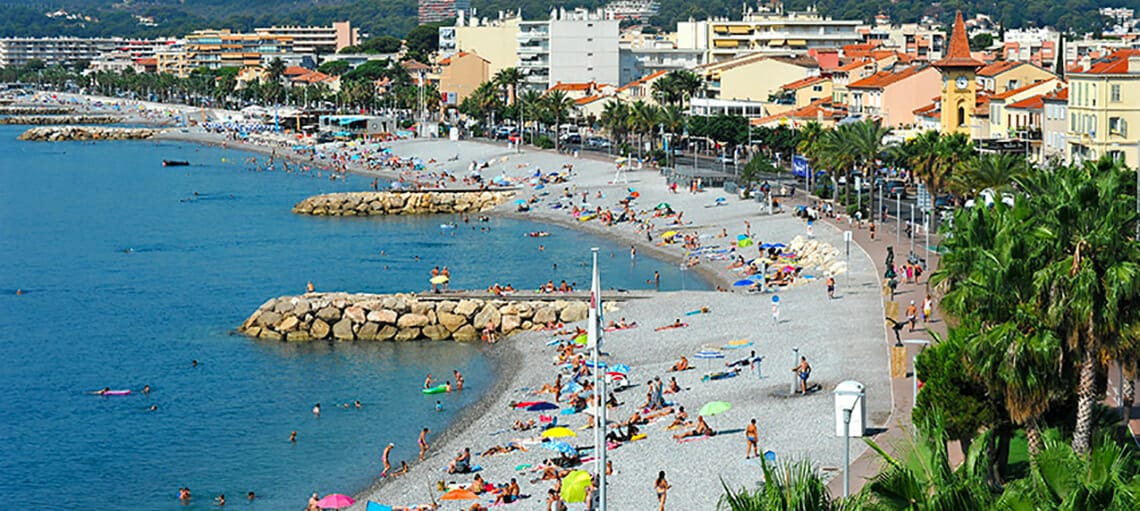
[0,37,126,68]
[861,23,947,61]
[419,0,471,25]
[517,8,619,91]
[254,22,360,55]
[847,65,941,127]
[441,12,520,76]
[1041,87,1069,161]
[977,61,1055,93]
[677,8,862,62]
[1067,50,1140,167]
[154,30,292,77]
[695,53,819,102]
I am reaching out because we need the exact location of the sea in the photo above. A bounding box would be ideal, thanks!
[0,126,707,510]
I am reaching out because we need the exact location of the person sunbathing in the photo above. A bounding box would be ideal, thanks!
[468,474,486,494]
[670,356,690,372]
[673,415,714,440]
[491,479,521,505]
[622,410,647,427]
[643,406,675,421]
[656,319,686,331]
[667,406,690,429]
[663,377,682,394]
[481,442,527,457]
[512,419,536,431]
[447,448,472,474]
[606,423,640,443]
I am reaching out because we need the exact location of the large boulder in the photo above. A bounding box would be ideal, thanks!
[366,309,398,324]
[437,311,467,332]
[292,299,311,316]
[501,314,521,333]
[452,324,480,342]
[310,319,331,339]
[344,306,367,324]
[410,301,433,316]
[332,319,355,341]
[258,329,284,341]
[242,310,262,330]
[422,324,450,340]
[533,307,557,325]
[376,325,398,341]
[397,313,430,328]
[394,327,421,341]
[436,301,457,314]
[286,330,313,342]
[454,299,481,317]
[357,322,380,341]
[316,306,341,322]
[560,301,588,323]
[276,315,300,332]
[256,311,282,328]
[274,300,294,314]
[473,304,501,329]
[382,295,409,313]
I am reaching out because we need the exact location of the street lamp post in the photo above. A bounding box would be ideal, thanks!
[904,339,931,438]
[841,390,865,498]
[909,204,915,254]
[895,192,901,246]
[790,347,799,396]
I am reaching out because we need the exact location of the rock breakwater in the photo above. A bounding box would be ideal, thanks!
[292,190,515,216]
[0,106,74,115]
[1,115,121,125]
[17,126,158,141]
[239,292,618,342]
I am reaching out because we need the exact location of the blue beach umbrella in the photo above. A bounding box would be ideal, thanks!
[561,381,583,394]
[516,199,528,205]
[610,363,631,374]
[542,441,578,456]
[736,234,749,240]
[526,402,559,412]
[694,350,725,359]
[772,295,780,303]
[584,360,607,369]
[733,279,754,287]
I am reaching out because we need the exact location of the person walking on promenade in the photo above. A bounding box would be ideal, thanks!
[418,428,430,460]
[869,221,876,240]
[441,266,451,291]
[922,295,934,324]
[745,418,760,459]
[905,301,919,332]
[826,276,835,299]
[771,296,780,325]
[792,357,811,394]
[655,471,671,511]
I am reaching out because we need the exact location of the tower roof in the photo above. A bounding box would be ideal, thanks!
[933,11,982,69]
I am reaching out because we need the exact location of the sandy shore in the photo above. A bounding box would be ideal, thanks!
[349,139,890,511]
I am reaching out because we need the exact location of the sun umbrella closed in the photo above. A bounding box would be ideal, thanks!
[441,489,479,501]
[315,494,356,509]
[542,426,578,438]
[661,230,678,239]
[694,350,725,359]
[430,275,449,284]
[655,202,671,210]
[699,401,732,417]
[560,470,593,503]
[733,279,754,287]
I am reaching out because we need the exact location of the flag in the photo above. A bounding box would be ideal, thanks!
[587,250,601,350]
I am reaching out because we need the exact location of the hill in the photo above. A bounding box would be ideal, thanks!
[0,0,1125,40]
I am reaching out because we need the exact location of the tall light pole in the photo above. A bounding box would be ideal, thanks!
[895,192,901,246]
[839,388,865,498]
[909,203,915,254]
[904,339,931,438]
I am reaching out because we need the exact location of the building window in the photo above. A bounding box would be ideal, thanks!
[1111,84,1121,102]
[1110,117,1127,136]
[812,84,823,92]
[957,105,966,127]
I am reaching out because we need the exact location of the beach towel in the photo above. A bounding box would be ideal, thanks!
[654,323,689,332]
[603,324,638,332]
[676,434,713,444]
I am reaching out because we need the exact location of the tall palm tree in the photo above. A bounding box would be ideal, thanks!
[719,458,859,511]
[1020,157,1140,454]
[600,100,628,147]
[796,121,827,170]
[906,131,974,197]
[541,89,576,150]
[948,152,1031,196]
[493,67,522,105]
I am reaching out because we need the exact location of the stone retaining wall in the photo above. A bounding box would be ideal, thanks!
[0,106,74,115]
[1,115,121,125]
[240,292,615,342]
[292,190,515,216]
[18,126,158,141]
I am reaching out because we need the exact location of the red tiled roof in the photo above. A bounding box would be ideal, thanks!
[615,70,667,92]
[977,60,1022,77]
[848,65,928,89]
[136,58,157,66]
[1006,94,1044,110]
[752,98,847,125]
[834,58,873,73]
[989,79,1055,100]
[1072,49,1140,75]
[283,66,309,77]
[933,11,983,69]
[779,75,827,91]
[549,81,600,92]
[575,94,603,105]
[1043,87,1068,101]
[438,51,488,66]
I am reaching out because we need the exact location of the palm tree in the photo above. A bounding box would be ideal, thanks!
[1019,157,1140,454]
[600,100,628,148]
[629,100,661,158]
[948,152,1030,196]
[997,429,1140,510]
[517,89,543,144]
[796,121,827,170]
[719,458,859,511]
[905,131,974,198]
[863,415,997,510]
[542,89,576,151]
[493,67,522,105]
[266,57,286,84]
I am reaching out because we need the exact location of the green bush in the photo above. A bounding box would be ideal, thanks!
[535,135,555,149]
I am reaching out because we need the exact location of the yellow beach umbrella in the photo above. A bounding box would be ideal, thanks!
[541,426,577,439]
[661,231,677,239]
[560,470,593,503]
[430,275,449,284]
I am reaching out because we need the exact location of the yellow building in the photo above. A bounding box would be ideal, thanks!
[438,51,490,104]
[445,15,520,76]
[1067,49,1140,167]
[677,10,863,62]
[985,78,1062,139]
[933,12,983,136]
[695,53,819,102]
[173,29,293,77]
[977,60,1056,93]
[773,75,833,109]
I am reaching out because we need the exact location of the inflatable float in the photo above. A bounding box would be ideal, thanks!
[422,384,448,395]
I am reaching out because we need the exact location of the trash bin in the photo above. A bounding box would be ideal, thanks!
[834,380,866,437]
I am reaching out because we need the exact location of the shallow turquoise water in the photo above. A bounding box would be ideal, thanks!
[0,127,705,509]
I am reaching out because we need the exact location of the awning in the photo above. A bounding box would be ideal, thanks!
[788,39,808,47]
[728,26,752,34]
[767,39,786,47]
[714,40,740,48]
[336,116,369,126]
[713,25,729,33]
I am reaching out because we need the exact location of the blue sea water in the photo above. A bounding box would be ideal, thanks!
[0,126,706,510]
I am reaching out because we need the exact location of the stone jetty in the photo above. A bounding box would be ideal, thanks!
[0,106,74,115]
[239,292,619,342]
[17,126,158,141]
[292,190,515,216]
[0,115,121,125]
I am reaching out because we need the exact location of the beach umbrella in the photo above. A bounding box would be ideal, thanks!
[542,426,578,438]
[561,381,583,394]
[610,363,631,374]
[441,489,479,501]
[759,243,774,249]
[715,197,727,202]
[516,199,528,205]
[430,275,449,284]
[561,470,593,503]
[542,440,578,456]
[655,202,671,210]
[770,243,787,248]
[738,238,754,248]
[699,401,732,417]
[526,402,559,412]
[573,333,588,344]
[661,230,677,239]
[366,502,393,511]
[737,234,749,240]
[694,350,725,359]
[606,372,627,386]
[316,494,356,509]
[583,360,607,369]
[726,339,752,348]
[733,279,754,287]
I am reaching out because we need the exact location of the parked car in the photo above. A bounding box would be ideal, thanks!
[586,136,611,149]
[885,180,907,198]
[934,194,955,210]
[560,133,582,145]
[493,126,517,139]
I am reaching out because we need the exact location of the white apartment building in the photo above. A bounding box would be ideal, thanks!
[254,21,360,55]
[518,8,619,90]
[619,47,704,84]
[676,8,862,62]
[0,37,128,68]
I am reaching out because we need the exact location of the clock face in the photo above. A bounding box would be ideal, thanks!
[956,76,969,90]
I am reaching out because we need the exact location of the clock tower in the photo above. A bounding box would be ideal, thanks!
[933,11,983,136]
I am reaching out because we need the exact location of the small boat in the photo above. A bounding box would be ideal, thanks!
[162,160,190,167]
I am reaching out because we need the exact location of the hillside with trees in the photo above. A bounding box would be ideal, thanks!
[0,0,1125,39]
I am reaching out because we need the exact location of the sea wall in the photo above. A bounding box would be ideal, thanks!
[17,126,158,141]
[0,106,74,115]
[292,190,515,216]
[239,292,614,342]
[0,115,121,125]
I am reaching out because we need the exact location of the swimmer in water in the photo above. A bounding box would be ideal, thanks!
[191,360,199,367]
[436,401,443,412]
[149,404,158,412]
[312,403,321,417]
[290,431,297,443]
[143,384,150,394]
